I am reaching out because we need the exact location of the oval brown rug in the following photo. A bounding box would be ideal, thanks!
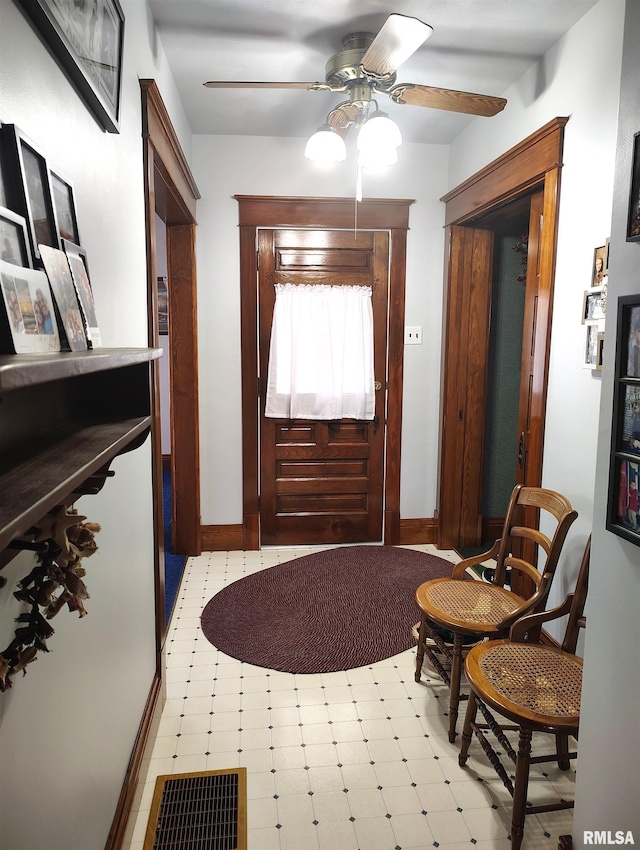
[200,546,453,673]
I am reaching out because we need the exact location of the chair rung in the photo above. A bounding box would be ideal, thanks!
[529,751,577,765]
[526,800,575,816]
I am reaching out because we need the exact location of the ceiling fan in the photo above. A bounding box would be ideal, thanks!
[203,13,507,141]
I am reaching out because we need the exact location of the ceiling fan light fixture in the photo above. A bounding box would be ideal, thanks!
[357,111,402,151]
[304,125,347,163]
[358,143,399,169]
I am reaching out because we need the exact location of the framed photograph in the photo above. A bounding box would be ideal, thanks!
[592,244,607,287]
[66,249,101,347]
[582,286,605,323]
[16,0,125,134]
[583,323,601,369]
[157,276,168,335]
[0,125,59,262]
[0,260,60,353]
[627,131,640,242]
[607,295,640,546]
[50,169,80,245]
[0,207,32,268]
[39,244,87,351]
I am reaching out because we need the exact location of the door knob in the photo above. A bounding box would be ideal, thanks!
[374,381,382,391]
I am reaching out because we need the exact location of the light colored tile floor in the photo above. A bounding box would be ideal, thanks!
[122,545,576,850]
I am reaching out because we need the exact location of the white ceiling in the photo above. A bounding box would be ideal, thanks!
[146,0,600,145]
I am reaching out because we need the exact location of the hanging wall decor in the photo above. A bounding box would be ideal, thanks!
[16,0,125,133]
[0,507,101,692]
[606,295,640,546]
[627,131,640,242]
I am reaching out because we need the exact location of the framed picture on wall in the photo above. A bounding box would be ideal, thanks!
[157,276,168,335]
[0,207,32,268]
[582,286,605,323]
[16,0,125,133]
[627,131,640,242]
[607,295,640,546]
[583,323,601,369]
[592,244,607,287]
[0,125,59,262]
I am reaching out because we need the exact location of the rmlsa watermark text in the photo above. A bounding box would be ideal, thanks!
[584,832,635,845]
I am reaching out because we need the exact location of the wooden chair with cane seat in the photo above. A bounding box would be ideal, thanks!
[458,535,590,850]
[414,485,577,743]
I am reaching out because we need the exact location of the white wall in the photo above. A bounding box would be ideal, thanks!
[192,135,449,525]
[574,0,640,839]
[0,2,190,847]
[449,0,625,611]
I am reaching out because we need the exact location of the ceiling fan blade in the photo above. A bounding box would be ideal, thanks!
[361,14,433,78]
[203,80,316,89]
[390,83,507,117]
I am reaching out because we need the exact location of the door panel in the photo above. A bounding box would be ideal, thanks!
[438,225,494,549]
[259,228,389,546]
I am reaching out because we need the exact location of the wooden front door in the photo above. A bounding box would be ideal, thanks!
[258,228,389,546]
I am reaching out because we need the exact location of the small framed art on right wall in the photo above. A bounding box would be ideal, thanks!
[627,131,640,242]
[607,295,640,545]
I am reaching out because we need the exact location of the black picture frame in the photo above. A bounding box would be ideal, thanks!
[606,295,640,546]
[627,131,640,242]
[50,169,80,245]
[16,0,125,134]
[0,207,33,268]
[0,124,59,263]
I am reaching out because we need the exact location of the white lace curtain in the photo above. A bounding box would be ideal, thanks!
[265,283,375,420]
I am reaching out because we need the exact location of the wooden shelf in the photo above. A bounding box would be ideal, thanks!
[0,347,160,560]
[0,348,161,391]
[0,417,151,552]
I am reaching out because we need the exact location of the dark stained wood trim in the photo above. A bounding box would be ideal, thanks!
[399,517,438,545]
[235,195,412,230]
[438,120,566,551]
[106,672,162,850]
[385,226,408,545]
[140,79,200,220]
[237,195,413,548]
[201,524,245,551]
[167,224,201,555]
[441,117,569,226]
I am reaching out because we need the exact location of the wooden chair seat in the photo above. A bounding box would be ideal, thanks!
[468,641,582,728]
[414,484,577,743]
[458,535,590,850]
[416,579,527,633]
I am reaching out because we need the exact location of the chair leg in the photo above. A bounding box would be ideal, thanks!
[556,733,571,770]
[459,688,477,767]
[511,727,532,850]
[414,614,427,682]
[447,632,464,743]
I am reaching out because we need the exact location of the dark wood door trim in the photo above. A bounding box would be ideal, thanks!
[438,119,567,550]
[237,195,414,549]
[141,79,201,564]
[441,117,568,226]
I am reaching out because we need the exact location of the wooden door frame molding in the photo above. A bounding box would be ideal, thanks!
[438,117,568,550]
[236,195,413,549]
